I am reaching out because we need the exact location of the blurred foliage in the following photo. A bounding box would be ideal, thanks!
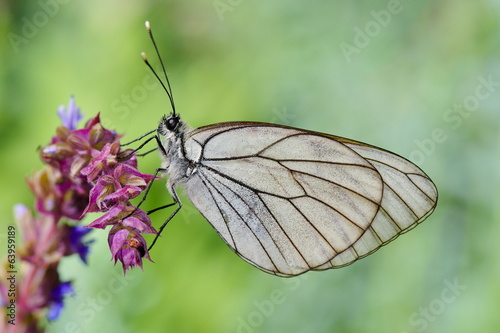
[0,0,499,332]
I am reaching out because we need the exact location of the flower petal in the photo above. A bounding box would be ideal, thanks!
[86,204,127,229]
[68,226,94,263]
[47,281,74,321]
[109,228,129,259]
[122,215,156,234]
[104,186,143,204]
[57,96,83,131]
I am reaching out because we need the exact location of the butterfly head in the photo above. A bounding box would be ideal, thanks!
[158,113,182,137]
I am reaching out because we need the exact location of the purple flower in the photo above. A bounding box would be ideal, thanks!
[57,96,83,130]
[39,108,122,222]
[80,142,120,181]
[42,113,119,179]
[108,227,153,273]
[0,97,158,332]
[71,113,118,150]
[61,106,158,274]
[79,135,157,273]
[27,167,91,221]
[87,203,156,273]
[87,203,155,233]
[47,282,74,321]
[83,164,155,214]
[68,226,94,263]
[14,203,29,221]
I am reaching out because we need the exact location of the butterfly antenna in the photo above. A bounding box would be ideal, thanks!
[142,21,176,115]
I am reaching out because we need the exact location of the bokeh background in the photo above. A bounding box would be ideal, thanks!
[1,0,499,332]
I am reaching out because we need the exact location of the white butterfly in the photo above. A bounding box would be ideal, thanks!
[141,21,438,277]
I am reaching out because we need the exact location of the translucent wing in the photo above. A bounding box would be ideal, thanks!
[181,122,437,277]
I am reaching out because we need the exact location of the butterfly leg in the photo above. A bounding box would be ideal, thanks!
[131,133,172,212]
[147,202,176,215]
[119,133,158,161]
[136,147,158,157]
[120,129,156,146]
[148,185,182,250]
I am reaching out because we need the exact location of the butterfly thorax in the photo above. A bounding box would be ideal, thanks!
[157,114,194,187]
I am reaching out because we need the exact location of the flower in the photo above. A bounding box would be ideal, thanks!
[87,202,157,271]
[87,203,155,232]
[82,147,157,273]
[27,168,90,221]
[47,282,74,321]
[83,164,155,214]
[67,226,94,263]
[51,99,158,273]
[0,97,100,332]
[80,142,120,181]
[42,113,118,180]
[109,227,153,273]
[0,96,157,333]
[1,203,80,332]
[57,96,83,130]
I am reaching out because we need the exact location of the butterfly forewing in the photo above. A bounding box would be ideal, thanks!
[181,122,437,277]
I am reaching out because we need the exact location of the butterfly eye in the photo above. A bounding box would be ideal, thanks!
[158,115,180,135]
[166,116,179,131]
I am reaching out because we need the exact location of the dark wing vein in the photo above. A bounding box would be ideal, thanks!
[194,173,238,252]
[255,193,313,270]
[197,169,280,273]
[279,161,380,205]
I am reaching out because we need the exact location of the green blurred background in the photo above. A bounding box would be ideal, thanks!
[1,0,499,332]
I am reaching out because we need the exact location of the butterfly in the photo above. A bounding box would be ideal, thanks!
[141,21,438,277]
